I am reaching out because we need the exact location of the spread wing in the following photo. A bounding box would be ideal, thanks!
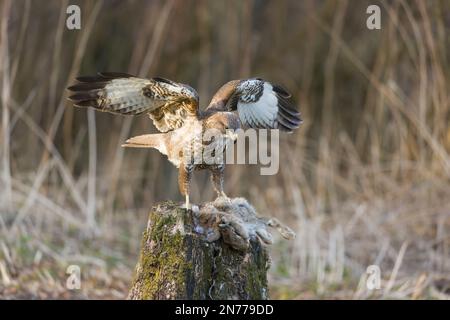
[67,72,199,132]
[206,78,302,132]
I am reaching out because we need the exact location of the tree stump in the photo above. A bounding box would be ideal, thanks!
[127,198,290,300]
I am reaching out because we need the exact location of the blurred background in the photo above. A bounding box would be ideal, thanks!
[0,0,449,299]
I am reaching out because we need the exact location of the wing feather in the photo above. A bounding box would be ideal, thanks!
[222,79,302,132]
[67,72,199,132]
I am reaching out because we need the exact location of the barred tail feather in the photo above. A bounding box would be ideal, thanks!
[121,134,167,154]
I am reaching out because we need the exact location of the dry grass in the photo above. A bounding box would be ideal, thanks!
[0,0,449,299]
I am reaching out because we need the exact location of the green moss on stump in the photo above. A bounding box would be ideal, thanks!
[127,201,270,300]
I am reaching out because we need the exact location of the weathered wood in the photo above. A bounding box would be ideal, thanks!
[127,200,272,300]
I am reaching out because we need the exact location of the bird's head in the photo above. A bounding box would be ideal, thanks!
[180,84,199,102]
[152,77,199,104]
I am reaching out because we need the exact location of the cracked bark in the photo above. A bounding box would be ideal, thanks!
[127,201,270,300]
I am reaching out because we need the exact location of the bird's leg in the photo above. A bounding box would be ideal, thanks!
[179,165,192,210]
[211,165,231,204]
[211,165,225,197]
[185,194,190,209]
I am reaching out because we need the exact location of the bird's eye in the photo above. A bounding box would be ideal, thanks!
[153,77,173,85]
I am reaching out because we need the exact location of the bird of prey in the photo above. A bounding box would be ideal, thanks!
[67,72,302,209]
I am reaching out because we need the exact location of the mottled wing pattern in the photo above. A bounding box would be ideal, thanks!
[148,99,197,132]
[225,79,302,132]
[67,73,199,132]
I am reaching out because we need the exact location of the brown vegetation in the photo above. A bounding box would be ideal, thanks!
[0,0,449,299]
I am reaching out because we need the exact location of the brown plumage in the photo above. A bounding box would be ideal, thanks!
[67,73,302,208]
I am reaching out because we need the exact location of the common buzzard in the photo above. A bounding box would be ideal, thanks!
[68,72,301,208]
